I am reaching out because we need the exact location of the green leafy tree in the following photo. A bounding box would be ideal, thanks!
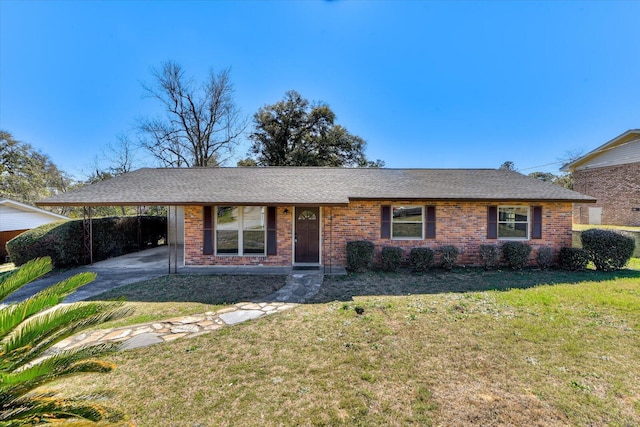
[248,90,384,167]
[499,161,516,171]
[0,258,130,425]
[528,171,556,182]
[0,131,72,206]
[236,157,258,167]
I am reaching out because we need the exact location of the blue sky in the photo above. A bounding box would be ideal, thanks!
[1,0,639,179]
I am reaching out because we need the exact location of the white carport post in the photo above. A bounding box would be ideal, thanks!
[167,205,178,274]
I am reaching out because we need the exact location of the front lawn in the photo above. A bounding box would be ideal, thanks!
[55,266,640,426]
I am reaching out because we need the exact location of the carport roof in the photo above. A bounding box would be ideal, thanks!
[36,167,596,207]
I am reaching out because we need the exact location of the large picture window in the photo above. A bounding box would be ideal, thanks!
[392,206,423,239]
[498,206,529,239]
[216,206,266,255]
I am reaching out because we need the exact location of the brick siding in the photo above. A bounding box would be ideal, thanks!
[573,162,640,226]
[184,205,293,266]
[322,201,572,267]
[184,201,573,267]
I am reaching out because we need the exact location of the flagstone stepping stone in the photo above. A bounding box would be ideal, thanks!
[120,333,164,350]
[171,324,200,334]
[219,309,265,325]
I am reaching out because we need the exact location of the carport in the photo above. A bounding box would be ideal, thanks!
[37,174,187,274]
[71,205,182,274]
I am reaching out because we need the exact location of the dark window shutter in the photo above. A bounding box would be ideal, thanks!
[532,206,542,239]
[267,206,277,255]
[203,206,213,255]
[487,206,497,239]
[425,205,436,239]
[381,205,391,239]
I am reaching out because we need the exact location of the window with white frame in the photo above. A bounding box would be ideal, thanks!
[216,206,266,255]
[498,206,529,239]
[392,206,423,239]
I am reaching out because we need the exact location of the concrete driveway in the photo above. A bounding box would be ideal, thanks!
[4,246,174,304]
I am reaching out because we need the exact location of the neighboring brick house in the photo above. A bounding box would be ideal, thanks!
[0,199,68,261]
[38,167,594,270]
[562,129,640,226]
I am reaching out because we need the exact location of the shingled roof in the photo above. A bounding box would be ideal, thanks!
[37,167,596,206]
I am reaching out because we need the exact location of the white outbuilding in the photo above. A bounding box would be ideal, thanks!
[0,199,68,261]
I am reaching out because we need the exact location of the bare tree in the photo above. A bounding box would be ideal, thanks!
[138,61,246,167]
[554,148,585,190]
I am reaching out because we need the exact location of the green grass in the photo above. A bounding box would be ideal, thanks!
[54,265,640,426]
[573,224,640,232]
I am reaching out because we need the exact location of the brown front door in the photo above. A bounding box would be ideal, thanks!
[295,207,320,263]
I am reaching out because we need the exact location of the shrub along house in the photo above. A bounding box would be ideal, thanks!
[37,167,595,271]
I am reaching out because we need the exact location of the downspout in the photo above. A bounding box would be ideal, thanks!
[173,205,178,273]
[327,206,333,274]
[167,206,171,274]
[330,206,333,274]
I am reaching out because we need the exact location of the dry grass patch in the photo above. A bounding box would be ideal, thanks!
[54,272,640,426]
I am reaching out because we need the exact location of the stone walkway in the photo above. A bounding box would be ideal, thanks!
[50,272,323,353]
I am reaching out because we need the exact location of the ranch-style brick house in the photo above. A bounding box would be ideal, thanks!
[38,167,595,269]
[561,129,640,227]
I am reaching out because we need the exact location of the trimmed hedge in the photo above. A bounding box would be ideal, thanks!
[535,246,554,270]
[559,247,589,271]
[501,241,532,270]
[381,246,403,272]
[581,229,635,271]
[478,244,500,270]
[7,216,167,267]
[439,245,459,271]
[346,240,374,273]
[409,247,434,273]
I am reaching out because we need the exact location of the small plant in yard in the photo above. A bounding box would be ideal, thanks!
[346,240,375,273]
[409,248,434,273]
[502,241,532,270]
[381,246,403,272]
[0,257,130,425]
[478,244,500,270]
[438,245,459,271]
[535,246,554,270]
[581,229,635,271]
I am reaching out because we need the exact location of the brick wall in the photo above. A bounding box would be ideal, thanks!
[573,162,640,226]
[321,201,573,267]
[184,205,293,266]
[183,202,573,267]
